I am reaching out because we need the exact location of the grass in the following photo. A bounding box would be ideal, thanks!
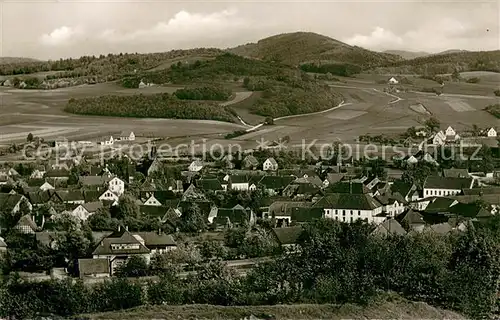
[76,294,466,320]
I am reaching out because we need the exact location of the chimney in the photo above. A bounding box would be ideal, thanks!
[125,226,128,231]
[118,225,121,232]
[158,228,162,235]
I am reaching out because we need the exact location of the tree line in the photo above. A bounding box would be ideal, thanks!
[1,218,499,318]
[173,85,232,101]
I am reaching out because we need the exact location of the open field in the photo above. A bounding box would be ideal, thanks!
[0,75,497,151]
[0,83,246,144]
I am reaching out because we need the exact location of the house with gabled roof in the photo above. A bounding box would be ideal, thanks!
[313,191,384,224]
[119,131,136,141]
[15,214,37,234]
[241,155,259,170]
[98,190,119,205]
[72,201,103,221]
[423,176,474,198]
[442,168,469,178]
[228,174,251,191]
[188,160,204,172]
[0,193,32,213]
[197,178,224,193]
[39,181,55,192]
[263,158,278,171]
[92,227,151,275]
[371,218,406,236]
[271,226,303,250]
[396,209,426,232]
[212,204,256,228]
[482,127,497,137]
[258,176,295,196]
[323,173,345,188]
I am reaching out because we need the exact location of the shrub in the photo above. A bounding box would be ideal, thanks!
[466,77,480,83]
[174,85,232,101]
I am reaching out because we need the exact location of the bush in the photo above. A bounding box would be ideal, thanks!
[225,130,247,139]
[300,63,362,77]
[466,77,480,83]
[494,89,500,96]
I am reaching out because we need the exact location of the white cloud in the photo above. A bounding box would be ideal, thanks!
[40,26,83,46]
[344,27,403,50]
[99,9,245,43]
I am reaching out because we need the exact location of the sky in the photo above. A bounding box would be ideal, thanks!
[0,0,498,60]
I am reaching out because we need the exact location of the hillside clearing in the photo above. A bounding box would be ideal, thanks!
[79,300,466,320]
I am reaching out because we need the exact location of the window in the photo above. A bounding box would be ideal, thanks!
[343,210,345,216]
[350,217,353,223]
[358,211,361,216]
[350,210,353,215]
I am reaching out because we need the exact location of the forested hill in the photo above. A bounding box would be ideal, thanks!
[228,31,402,67]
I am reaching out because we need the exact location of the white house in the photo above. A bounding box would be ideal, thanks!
[99,136,114,146]
[229,175,250,191]
[108,177,125,197]
[263,158,278,171]
[445,126,456,136]
[484,127,497,137]
[119,131,136,141]
[423,176,474,198]
[188,160,204,172]
[99,190,119,205]
[72,202,103,221]
[39,182,55,191]
[314,193,384,224]
[30,169,46,179]
[143,195,162,206]
[388,77,399,85]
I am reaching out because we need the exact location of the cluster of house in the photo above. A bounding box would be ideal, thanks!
[0,152,499,278]
[55,131,136,148]
[430,126,497,146]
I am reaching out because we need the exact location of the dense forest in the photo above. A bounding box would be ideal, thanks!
[299,62,363,77]
[0,49,222,78]
[64,93,236,122]
[173,85,232,101]
[1,218,500,318]
[120,53,290,87]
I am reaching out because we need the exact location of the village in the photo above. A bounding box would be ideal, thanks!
[0,120,498,282]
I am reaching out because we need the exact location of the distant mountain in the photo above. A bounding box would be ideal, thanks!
[371,50,500,74]
[0,57,40,65]
[228,32,402,68]
[383,50,430,60]
[435,49,470,55]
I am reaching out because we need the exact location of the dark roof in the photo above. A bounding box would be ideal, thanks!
[423,176,473,190]
[396,209,425,226]
[463,187,500,196]
[44,169,70,178]
[327,182,371,194]
[269,201,312,217]
[229,175,249,184]
[390,180,415,198]
[314,193,382,210]
[272,226,303,245]
[60,190,85,202]
[0,193,25,210]
[197,179,223,191]
[291,207,324,222]
[443,168,469,178]
[372,219,407,236]
[80,175,110,186]
[449,203,492,219]
[140,205,169,218]
[133,232,177,247]
[84,190,101,202]
[325,173,345,184]
[216,206,252,225]
[258,176,295,190]
[82,201,103,213]
[424,197,456,213]
[78,258,109,276]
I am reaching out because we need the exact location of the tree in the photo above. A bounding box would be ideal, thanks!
[115,255,149,277]
[26,133,34,143]
[265,117,274,125]
[424,117,440,132]
[180,203,206,233]
[112,195,140,220]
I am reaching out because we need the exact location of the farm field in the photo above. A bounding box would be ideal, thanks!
[0,83,246,144]
[0,74,498,150]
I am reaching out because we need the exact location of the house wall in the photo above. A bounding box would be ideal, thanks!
[230,183,249,191]
[108,178,125,196]
[263,161,278,171]
[423,188,462,197]
[144,196,162,206]
[72,206,91,220]
[323,206,383,223]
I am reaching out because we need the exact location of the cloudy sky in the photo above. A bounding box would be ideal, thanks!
[1,0,498,60]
